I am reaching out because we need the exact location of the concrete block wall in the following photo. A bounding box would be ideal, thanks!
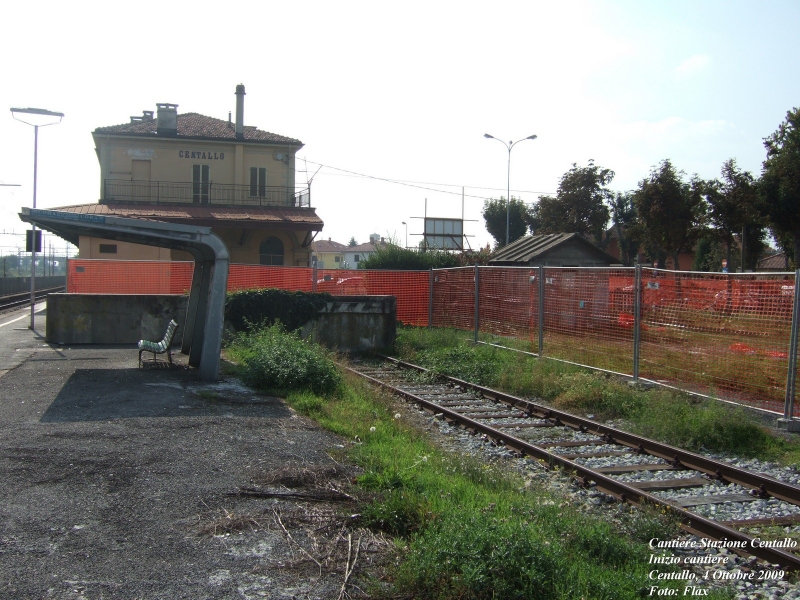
[303,295,396,352]
[46,293,396,353]
[46,294,188,345]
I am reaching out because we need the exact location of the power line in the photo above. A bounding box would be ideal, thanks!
[296,158,555,200]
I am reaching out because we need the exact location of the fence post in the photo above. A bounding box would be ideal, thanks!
[312,263,317,293]
[428,268,434,330]
[474,265,480,342]
[784,269,800,420]
[633,264,642,382]
[538,265,544,357]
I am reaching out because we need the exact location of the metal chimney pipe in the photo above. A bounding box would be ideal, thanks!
[235,84,245,140]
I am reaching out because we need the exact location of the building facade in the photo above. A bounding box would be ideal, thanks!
[60,85,323,266]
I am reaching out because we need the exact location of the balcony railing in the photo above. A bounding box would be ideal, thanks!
[102,179,311,208]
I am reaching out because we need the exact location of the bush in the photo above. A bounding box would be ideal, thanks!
[225,288,331,332]
[228,324,341,395]
[359,243,460,270]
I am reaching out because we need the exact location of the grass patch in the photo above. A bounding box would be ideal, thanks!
[392,325,800,465]
[290,372,729,600]
[226,325,736,599]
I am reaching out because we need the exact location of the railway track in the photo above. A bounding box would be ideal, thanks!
[0,286,63,314]
[346,355,800,572]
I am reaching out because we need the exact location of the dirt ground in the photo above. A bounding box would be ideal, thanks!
[0,343,392,600]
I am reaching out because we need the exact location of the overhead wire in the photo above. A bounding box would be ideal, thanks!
[295,158,555,202]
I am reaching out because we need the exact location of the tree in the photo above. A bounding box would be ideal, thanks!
[529,160,612,247]
[761,107,800,267]
[481,196,531,248]
[632,160,707,270]
[610,192,641,266]
[348,237,357,247]
[705,159,767,271]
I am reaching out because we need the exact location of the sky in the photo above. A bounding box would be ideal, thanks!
[1,0,799,258]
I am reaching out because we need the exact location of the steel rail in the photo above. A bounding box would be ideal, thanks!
[381,355,800,507]
[346,359,800,570]
[0,286,63,313]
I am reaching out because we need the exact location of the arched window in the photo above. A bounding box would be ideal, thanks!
[259,237,284,266]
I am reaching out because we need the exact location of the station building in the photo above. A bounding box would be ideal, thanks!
[56,85,323,266]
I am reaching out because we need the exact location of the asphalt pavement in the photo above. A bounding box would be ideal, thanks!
[0,301,353,599]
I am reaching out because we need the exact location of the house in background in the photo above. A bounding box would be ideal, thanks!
[490,233,619,267]
[311,239,347,269]
[56,85,323,266]
[757,251,791,271]
[311,234,386,269]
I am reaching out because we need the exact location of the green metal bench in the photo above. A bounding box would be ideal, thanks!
[138,319,179,368]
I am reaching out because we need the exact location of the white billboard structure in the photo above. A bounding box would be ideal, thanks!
[423,217,463,250]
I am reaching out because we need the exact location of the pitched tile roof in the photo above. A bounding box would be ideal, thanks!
[51,202,322,230]
[94,113,302,145]
[757,251,790,271]
[347,243,377,253]
[312,240,348,253]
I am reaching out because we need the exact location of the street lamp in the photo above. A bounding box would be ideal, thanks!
[11,107,64,329]
[484,133,537,246]
[401,221,408,249]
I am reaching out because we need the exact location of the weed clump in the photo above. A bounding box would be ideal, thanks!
[227,323,341,396]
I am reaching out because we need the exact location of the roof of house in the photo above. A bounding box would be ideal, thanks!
[346,243,377,253]
[312,240,348,253]
[489,232,618,264]
[50,202,323,230]
[757,251,790,271]
[94,112,302,146]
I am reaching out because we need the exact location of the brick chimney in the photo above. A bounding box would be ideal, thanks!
[235,84,245,140]
[156,103,178,136]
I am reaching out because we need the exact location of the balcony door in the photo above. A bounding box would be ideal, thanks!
[193,164,210,204]
[131,160,151,201]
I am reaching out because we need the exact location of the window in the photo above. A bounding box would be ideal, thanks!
[192,165,210,203]
[250,167,267,198]
[99,244,118,254]
[259,236,284,266]
[354,254,360,262]
[334,256,341,263]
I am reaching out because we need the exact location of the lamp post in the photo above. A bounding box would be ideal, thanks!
[10,107,64,329]
[484,133,537,246]
[401,221,408,249]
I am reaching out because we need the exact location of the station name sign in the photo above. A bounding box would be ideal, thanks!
[179,150,225,160]
[24,208,106,223]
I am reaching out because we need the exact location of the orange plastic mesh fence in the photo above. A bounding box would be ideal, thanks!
[67,260,430,326]
[67,260,193,295]
[539,267,636,374]
[429,265,798,417]
[637,268,796,414]
[228,264,314,293]
[65,259,798,414]
[313,268,430,326]
[431,267,475,331]
[478,267,539,343]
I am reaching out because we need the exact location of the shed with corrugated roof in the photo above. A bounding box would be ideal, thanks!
[489,233,620,267]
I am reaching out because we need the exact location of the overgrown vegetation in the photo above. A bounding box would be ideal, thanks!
[225,323,341,395]
[225,288,332,332]
[226,325,729,599]
[394,325,800,464]
[358,243,461,270]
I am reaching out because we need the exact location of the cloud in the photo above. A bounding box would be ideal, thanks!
[675,54,711,76]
